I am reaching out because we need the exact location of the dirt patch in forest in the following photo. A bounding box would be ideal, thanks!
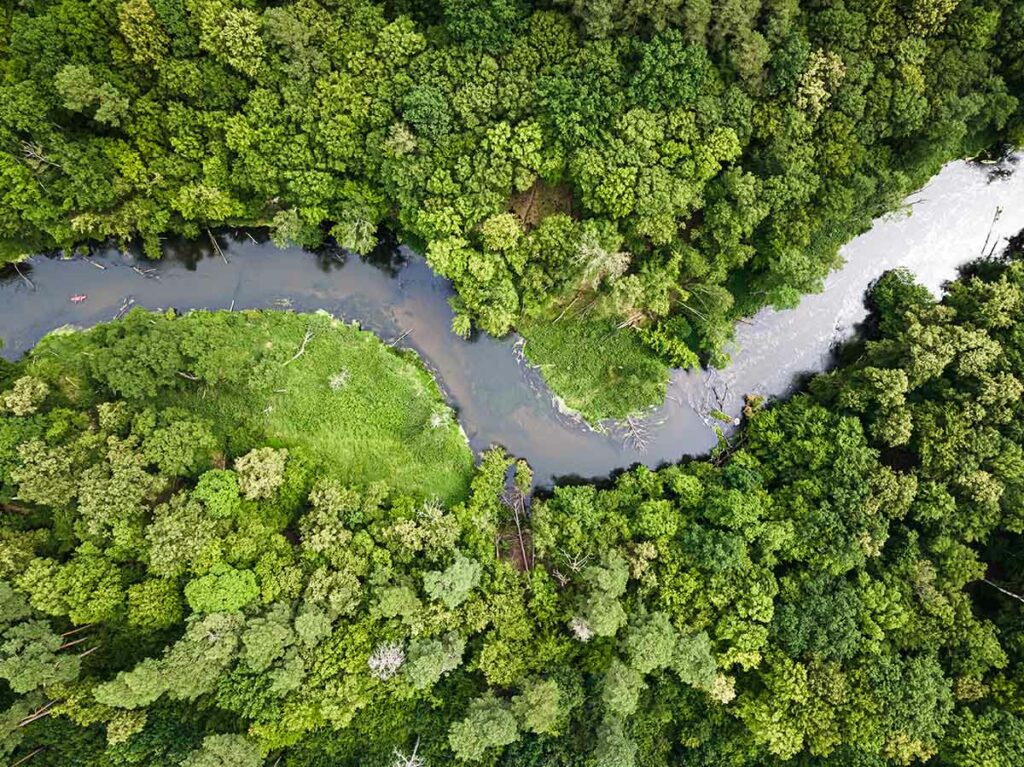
[510,180,576,229]
[497,524,534,573]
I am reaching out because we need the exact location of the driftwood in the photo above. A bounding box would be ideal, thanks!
[60,624,93,638]
[502,487,533,571]
[12,262,35,290]
[558,548,590,573]
[17,700,58,729]
[283,329,314,366]
[623,415,650,453]
[983,578,1024,604]
[11,747,46,767]
[501,486,535,571]
[392,737,424,767]
[21,140,61,170]
[207,228,229,265]
[980,207,1003,257]
[389,328,413,347]
[113,296,135,320]
[57,636,90,651]
[553,295,581,323]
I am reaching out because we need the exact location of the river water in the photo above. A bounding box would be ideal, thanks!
[1,156,1022,486]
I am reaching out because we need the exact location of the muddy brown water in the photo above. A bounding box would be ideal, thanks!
[2,155,1022,487]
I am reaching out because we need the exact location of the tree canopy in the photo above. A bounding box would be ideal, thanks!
[2,241,1024,765]
[1,0,1021,418]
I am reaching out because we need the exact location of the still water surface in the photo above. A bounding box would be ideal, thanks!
[2,156,1022,486]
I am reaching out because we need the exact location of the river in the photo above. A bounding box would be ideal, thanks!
[1,155,1022,486]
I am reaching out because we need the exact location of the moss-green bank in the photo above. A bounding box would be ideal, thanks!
[519,316,669,423]
[25,310,474,502]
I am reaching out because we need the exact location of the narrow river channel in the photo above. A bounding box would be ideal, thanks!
[2,155,1023,486]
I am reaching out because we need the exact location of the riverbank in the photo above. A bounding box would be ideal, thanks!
[4,237,1024,766]
[2,156,1023,486]
[20,309,474,502]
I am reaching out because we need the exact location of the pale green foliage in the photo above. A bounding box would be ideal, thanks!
[0,620,80,693]
[142,416,218,477]
[511,677,562,735]
[448,693,519,762]
[106,709,147,745]
[95,612,244,708]
[54,64,130,126]
[601,660,645,718]
[185,565,260,613]
[592,719,637,767]
[621,612,677,674]
[146,493,221,578]
[17,545,125,624]
[405,633,465,690]
[76,436,164,556]
[11,440,78,508]
[423,555,481,609]
[193,470,243,519]
[197,5,266,79]
[241,603,295,672]
[294,608,332,648]
[574,552,630,639]
[181,733,263,767]
[235,447,289,500]
[480,213,523,252]
[117,0,169,66]
[0,377,48,416]
[374,585,422,623]
[303,567,361,618]
[671,631,718,691]
[126,579,183,632]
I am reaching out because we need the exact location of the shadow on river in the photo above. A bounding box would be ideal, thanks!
[1,154,1023,487]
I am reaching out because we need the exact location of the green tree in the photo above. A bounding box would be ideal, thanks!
[448,693,520,762]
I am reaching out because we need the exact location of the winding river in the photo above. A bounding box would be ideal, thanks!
[2,155,1023,486]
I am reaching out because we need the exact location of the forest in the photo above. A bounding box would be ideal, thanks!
[2,0,1023,417]
[2,233,1024,764]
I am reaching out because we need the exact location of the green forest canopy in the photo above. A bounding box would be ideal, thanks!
[2,0,1023,418]
[3,240,1024,764]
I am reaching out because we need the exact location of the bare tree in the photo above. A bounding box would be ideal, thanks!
[570,617,594,643]
[368,642,406,681]
[392,737,425,767]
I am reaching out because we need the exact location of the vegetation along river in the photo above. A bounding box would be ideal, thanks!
[2,155,1023,487]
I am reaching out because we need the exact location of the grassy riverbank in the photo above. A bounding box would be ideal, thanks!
[23,309,474,502]
[5,250,1024,765]
[519,315,669,422]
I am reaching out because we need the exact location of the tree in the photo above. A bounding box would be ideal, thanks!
[448,693,519,762]
[181,734,263,767]
[185,564,260,613]
[127,578,184,631]
[0,619,80,693]
[118,0,170,67]
[591,719,637,767]
[404,633,465,690]
[671,631,717,691]
[423,555,482,609]
[621,611,676,674]
[511,677,563,735]
[0,376,48,416]
[601,660,644,718]
[235,447,288,500]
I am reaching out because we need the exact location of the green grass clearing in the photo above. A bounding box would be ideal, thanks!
[519,315,670,423]
[28,310,474,502]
